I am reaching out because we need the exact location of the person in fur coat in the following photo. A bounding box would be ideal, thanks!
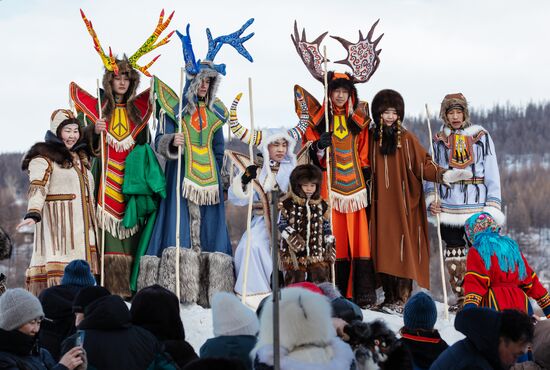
[426,93,504,309]
[17,110,99,296]
[253,287,355,370]
[278,164,334,285]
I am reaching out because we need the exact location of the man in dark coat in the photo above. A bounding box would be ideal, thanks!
[62,294,176,370]
[430,308,534,370]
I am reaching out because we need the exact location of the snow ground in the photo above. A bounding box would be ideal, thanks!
[179,300,464,351]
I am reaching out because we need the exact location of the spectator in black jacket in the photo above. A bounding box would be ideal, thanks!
[430,308,534,370]
[62,294,176,370]
[131,284,198,368]
[38,259,96,360]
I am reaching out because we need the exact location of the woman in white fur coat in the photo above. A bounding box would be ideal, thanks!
[252,287,355,370]
[17,110,98,295]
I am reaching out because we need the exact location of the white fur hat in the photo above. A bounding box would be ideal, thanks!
[257,287,334,350]
[50,109,76,134]
[211,292,259,337]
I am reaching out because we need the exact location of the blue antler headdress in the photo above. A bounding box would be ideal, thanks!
[177,19,254,76]
[175,19,254,114]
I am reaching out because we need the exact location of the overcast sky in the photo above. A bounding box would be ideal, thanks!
[1,0,549,152]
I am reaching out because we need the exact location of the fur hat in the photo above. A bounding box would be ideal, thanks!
[61,260,96,287]
[102,57,142,125]
[0,288,45,331]
[371,89,405,126]
[211,292,259,337]
[289,164,322,199]
[182,68,221,116]
[256,287,334,350]
[50,109,78,136]
[403,292,437,330]
[256,128,298,193]
[131,284,185,340]
[327,72,358,110]
[439,93,470,128]
[72,286,111,313]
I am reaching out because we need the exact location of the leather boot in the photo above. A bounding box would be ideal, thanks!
[353,259,377,308]
[335,260,351,297]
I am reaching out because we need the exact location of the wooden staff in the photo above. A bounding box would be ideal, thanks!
[97,79,106,287]
[175,67,185,301]
[322,46,336,287]
[241,77,256,304]
[425,104,449,320]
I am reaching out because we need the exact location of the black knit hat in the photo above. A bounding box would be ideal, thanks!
[73,286,110,313]
[61,260,96,287]
[403,292,437,330]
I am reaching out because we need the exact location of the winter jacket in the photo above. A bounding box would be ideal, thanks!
[0,328,67,370]
[400,328,448,370]
[253,337,355,370]
[61,295,176,370]
[38,284,81,361]
[429,308,503,370]
[200,335,256,370]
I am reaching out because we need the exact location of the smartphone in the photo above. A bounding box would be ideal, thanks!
[75,330,85,347]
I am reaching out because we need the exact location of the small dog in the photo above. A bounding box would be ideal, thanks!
[344,320,412,370]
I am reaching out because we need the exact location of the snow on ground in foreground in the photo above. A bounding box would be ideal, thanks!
[180,300,464,351]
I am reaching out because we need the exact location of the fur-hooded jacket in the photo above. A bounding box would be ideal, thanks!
[22,131,92,172]
[253,287,355,370]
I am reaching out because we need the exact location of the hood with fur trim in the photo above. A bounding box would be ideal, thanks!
[289,164,322,200]
[439,92,471,129]
[257,128,298,192]
[101,57,142,125]
[182,67,222,116]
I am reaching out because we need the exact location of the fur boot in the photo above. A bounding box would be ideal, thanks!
[335,260,351,298]
[0,273,6,296]
[137,255,161,291]
[158,247,200,303]
[197,252,235,308]
[104,254,133,298]
[354,259,378,308]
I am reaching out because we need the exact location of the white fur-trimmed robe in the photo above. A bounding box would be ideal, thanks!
[25,155,98,295]
[229,159,294,297]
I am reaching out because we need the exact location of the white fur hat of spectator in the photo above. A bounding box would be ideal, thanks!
[257,287,334,350]
[211,292,259,336]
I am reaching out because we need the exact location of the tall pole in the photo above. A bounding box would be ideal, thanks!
[97,79,106,287]
[175,68,185,300]
[322,46,336,287]
[241,78,256,304]
[270,187,280,370]
[425,104,449,320]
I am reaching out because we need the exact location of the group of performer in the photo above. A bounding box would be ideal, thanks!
[16,10,550,317]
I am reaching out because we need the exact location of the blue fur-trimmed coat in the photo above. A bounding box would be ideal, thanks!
[425,124,504,226]
[145,99,231,257]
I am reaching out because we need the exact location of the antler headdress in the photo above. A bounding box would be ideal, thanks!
[80,9,174,77]
[176,19,255,77]
[292,20,383,84]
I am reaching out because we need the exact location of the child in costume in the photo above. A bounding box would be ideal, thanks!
[226,93,308,303]
[70,10,172,297]
[17,110,99,295]
[291,21,381,306]
[140,21,255,305]
[369,89,471,310]
[426,93,504,309]
[278,164,335,285]
[463,212,550,318]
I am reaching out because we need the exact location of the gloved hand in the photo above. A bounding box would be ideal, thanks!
[316,131,333,150]
[442,168,473,186]
[241,165,258,185]
[362,167,372,182]
[282,226,306,253]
